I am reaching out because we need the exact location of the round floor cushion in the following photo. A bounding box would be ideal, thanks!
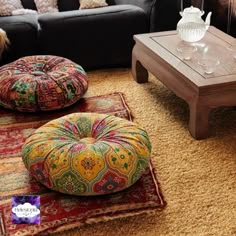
[0,55,88,112]
[22,113,151,196]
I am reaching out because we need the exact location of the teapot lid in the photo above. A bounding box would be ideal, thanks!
[183,6,201,13]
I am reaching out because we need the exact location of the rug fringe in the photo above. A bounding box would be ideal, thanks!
[149,159,167,208]
[114,92,134,121]
[40,208,159,235]
[0,212,6,236]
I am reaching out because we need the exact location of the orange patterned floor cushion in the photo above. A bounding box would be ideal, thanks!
[0,55,88,112]
[22,113,152,196]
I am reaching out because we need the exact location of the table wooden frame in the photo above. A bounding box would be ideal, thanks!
[132,26,236,139]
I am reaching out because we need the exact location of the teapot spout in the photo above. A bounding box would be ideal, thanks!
[205,12,212,30]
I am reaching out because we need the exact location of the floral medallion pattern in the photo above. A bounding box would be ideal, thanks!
[22,113,152,196]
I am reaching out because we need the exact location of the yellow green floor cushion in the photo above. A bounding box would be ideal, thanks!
[22,113,151,196]
[0,55,88,112]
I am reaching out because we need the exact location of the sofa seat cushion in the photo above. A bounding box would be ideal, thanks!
[0,55,88,112]
[38,5,148,69]
[22,112,151,196]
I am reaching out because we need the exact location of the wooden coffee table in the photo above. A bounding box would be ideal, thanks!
[132,26,236,140]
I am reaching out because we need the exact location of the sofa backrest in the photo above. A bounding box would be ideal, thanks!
[58,0,80,11]
[20,0,80,12]
[21,0,37,10]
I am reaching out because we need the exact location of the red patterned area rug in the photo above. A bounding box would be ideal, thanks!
[0,92,166,236]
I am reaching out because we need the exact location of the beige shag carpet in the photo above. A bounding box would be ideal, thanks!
[58,68,236,236]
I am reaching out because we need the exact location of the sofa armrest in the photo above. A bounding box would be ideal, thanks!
[108,0,191,32]
[196,0,236,37]
[150,0,181,32]
[108,0,155,30]
[0,14,39,65]
[108,0,154,15]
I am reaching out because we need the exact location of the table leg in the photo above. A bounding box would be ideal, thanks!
[132,46,148,83]
[189,100,210,140]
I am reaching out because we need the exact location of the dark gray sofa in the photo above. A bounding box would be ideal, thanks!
[0,0,182,70]
[1,0,235,70]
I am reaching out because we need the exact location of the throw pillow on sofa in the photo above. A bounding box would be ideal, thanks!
[34,0,59,13]
[79,0,108,9]
[0,0,24,16]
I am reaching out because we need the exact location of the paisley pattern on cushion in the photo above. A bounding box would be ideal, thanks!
[79,0,107,9]
[0,55,88,112]
[22,113,151,196]
[0,0,23,16]
[34,0,58,13]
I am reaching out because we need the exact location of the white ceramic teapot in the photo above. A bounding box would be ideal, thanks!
[177,6,212,42]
